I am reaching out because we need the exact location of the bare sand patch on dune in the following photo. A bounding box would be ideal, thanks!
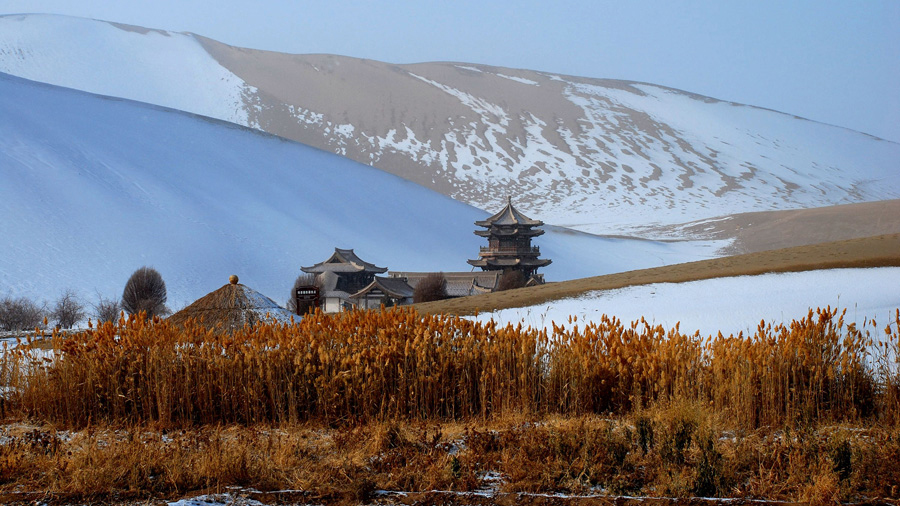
[640,199,900,254]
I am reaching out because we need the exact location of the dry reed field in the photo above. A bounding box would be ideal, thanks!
[1,305,899,504]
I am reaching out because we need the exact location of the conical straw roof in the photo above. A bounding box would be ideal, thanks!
[168,275,296,333]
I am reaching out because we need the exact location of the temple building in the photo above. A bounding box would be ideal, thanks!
[388,271,500,298]
[467,197,551,279]
[301,248,389,313]
[297,201,551,313]
[350,276,415,309]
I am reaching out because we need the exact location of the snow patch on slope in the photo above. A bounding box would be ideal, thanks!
[496,73,539,85]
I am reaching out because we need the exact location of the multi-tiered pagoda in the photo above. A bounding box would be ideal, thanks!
[467,197,551,278]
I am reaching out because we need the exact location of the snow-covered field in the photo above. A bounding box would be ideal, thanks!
[471,268,900,338]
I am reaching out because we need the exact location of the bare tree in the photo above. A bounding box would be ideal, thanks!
[413,272,447,304]
[94,294,122,324]
[0,295,46,332]
[287,273,320,314]
[121,266,168,319]
[50,289,86,329]
[497,270,527,291]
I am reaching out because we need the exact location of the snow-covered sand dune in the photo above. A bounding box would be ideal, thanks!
[2,14,898,238]
[471,268,900,338]
[0,72,716,307]
[0,13,252,125]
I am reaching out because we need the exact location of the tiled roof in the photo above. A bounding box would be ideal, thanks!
[468,258,552,268]
[350,276,414,299]
[475,227,544,237]
[475,196,543,228]
[301,247,388,274]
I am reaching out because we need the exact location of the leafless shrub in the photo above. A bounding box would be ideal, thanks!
[94,295,122,324]
[287,274,320,314]
[0,295,46,331]
[50,289,86,329]
[121,267,168,319]
[413,272,447,303]
[497,270,527,291]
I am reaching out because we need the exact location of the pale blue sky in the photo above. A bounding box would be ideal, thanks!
[2,0,898,142]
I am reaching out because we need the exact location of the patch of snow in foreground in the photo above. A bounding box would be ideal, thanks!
[471,268,900,338]
[169,495,265,506]
[169,490,782,505]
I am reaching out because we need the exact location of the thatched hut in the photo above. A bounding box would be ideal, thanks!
[168,275,296,333]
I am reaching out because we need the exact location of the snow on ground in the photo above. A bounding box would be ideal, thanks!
[168,495,267,506]
[471,268,900,338]
[239,285,300,325]
[0,72,714,309]
[0,14,253,125]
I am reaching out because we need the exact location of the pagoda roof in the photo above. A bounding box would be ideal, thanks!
[350,276,414,300]
[475,197,544,228]
[301,248,388,274]
[467,258,552,268]
[475,227,544,237]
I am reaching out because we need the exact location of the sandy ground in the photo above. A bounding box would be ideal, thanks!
[649,199,900,254]
[415,233,900,316]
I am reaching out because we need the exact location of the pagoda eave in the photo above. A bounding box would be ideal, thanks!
[474,219,544,228]
[475,228,544,237]
[468,258,552,268]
